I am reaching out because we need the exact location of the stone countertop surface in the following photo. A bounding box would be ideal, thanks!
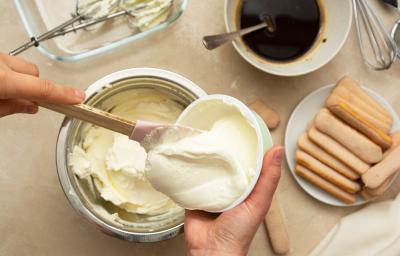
[1,1,400,255]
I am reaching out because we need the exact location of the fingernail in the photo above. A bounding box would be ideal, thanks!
[74,89,86,100]
[272,148,284,165]
[25,105,38,114]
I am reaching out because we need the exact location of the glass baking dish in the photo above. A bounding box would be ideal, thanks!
[13,0,187,62]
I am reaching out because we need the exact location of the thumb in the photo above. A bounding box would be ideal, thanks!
[244,145,283,220]
[213,146,284,252]
[0,99,38,117]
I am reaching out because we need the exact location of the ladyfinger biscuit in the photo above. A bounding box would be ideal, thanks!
[362,145,400,189]
[364,176,393,197]
[361,131,400,197]
[249,99,280,129]
[314,109,383,164]
[328,103,392,150]
[298,133,360,180]
[264,196,290,255]
[384,130,400,157]
[360,188,376,201]
[392,130,400,144]
[295,150,361,193]
[333,86,392,125]
[295,164,356,204]
[336,76,392,120]
[327,92,392,133]
[308,127,370,174]
[393,130,400,142]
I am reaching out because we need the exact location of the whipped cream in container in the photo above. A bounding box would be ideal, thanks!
[146,95,272,212]
[56,68,206,242]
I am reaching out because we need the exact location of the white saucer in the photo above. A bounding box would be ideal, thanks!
[285,85,400,207]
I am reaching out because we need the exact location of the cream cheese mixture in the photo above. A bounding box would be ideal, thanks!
[69,90,184,215]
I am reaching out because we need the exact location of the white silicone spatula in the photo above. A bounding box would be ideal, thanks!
[40,103,169,142]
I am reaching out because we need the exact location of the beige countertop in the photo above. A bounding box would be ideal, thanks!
[1,1,400,255]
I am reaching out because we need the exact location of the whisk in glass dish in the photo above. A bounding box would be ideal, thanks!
[10,0,174,56]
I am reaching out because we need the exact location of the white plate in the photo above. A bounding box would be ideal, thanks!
[285,85,400,207]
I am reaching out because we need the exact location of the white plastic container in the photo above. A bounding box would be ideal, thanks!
[176,94,273,212]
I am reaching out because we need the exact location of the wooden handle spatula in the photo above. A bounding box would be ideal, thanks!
[40,103,137,136]
[41,103,198,143]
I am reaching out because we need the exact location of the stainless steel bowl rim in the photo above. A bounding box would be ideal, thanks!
[56,68,207,242]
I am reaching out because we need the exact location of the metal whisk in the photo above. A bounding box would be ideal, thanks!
[352,0,397,70]
[9,0,172,56]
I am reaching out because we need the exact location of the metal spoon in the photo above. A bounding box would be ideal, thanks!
[202,16,275,50]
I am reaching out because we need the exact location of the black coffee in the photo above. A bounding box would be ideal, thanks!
[240,0,321,61]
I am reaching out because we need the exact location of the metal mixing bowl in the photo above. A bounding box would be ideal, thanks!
[56,68,206,242]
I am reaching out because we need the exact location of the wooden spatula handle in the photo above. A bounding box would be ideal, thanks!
[264,196,290,255]
[40,103,136,137]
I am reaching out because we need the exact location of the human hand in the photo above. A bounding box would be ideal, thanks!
[0,53,85,117]
[185,146,283,256]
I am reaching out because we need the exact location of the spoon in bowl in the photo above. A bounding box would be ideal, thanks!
[202,15,275,50]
